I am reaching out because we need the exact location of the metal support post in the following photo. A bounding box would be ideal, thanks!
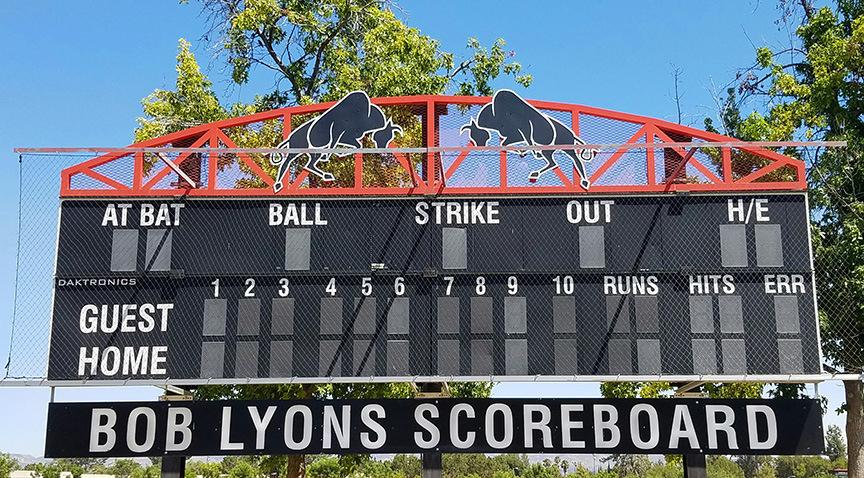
[160,388,191,478]
[422,452,442,478]
[160,456,185,478]
[683,453,707,478]
[675,382,708,478]
[417,383,449,478]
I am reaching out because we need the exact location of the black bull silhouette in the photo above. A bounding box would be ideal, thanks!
[270,91,402,191]
[461,90,597,188]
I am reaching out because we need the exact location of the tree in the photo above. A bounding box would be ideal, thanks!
[110,459,142,478]
[600,381,764,401]
[135,4,531,476]
[826,424,849,464]
[0,454,20,478]
[706,456,745,478]
[305,456,343,478]
[130,464,161,478]
[726,1,864,475]
[775,456,833,478]
[644,462,682,478]
[566,464,595,478]
[186,461,223,478]
[735,456,774,478]
[521,463,560,478]
[388,455,420,478]
[135,38,227,143]
[752,462,778,478]
[24,463,65,478]
[228,460,260,478]
[194,0,530,105]
[441,454,530,478]
[603,455,654,478]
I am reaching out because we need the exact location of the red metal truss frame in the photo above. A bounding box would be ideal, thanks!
[58,95,806,197]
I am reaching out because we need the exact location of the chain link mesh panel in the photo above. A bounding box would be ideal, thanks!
[4,94,857,384]
[6,154,86,379]
[5,144,860,385]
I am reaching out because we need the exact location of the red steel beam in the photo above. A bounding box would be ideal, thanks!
[55,96,807,197]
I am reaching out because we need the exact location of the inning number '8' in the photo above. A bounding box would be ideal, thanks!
[441,276,518,295]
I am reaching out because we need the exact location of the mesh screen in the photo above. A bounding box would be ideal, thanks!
[4,146,860,385]
[3,93,858,383]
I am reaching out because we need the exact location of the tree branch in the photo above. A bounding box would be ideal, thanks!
[447,59,474,81]
[799,0,814,21]
[304,7,356,98]
[254,27,303,102]
[744,62,810,91]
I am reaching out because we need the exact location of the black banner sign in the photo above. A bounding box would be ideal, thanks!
[49,194,820,382]
[45,398,823,457]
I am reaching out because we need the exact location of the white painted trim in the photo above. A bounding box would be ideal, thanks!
[2,373,862,388]
[155,152,198,188]
[59,191,810,203]
[804,192,826,372]
[13,140,848,155]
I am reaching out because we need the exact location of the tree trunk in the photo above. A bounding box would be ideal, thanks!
[847,380,863,478]
[285,455,305,478]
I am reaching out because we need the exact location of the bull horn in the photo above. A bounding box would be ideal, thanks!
[392,123,403,137]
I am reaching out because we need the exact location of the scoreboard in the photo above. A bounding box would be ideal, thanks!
[48,193,821,383]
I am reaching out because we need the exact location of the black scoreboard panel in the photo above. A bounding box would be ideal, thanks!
[48,194,821,382]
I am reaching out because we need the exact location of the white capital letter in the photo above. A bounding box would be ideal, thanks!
[593,404,620,448]
[450,404,476,449]
[668,405,699,450]
[414,404,440,449]
[220,407,244,451]
[248,406,276,450]
[630,404,660,450]
[89,408,116,452]
[165,408,192,452]
[747,405,777,450]
[706,405,738,450]
[126,407,156,453]
[523,404,552,449]
[323,405,351,449]
[360,404,386,449]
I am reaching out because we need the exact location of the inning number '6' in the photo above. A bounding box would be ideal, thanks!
[361,277,406,296]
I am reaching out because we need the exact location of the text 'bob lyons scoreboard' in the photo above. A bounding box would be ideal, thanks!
[48,193,820,383]
[44,398,824,457]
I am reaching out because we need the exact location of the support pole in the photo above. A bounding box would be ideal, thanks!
[417,382,449,478]
[161,456,185,478]
[683,454,706,478]
[159,388,191,478]
[675,382,708,478]
[422,452,442,478]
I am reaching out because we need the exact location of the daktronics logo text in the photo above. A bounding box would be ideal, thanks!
[56,278,138,287]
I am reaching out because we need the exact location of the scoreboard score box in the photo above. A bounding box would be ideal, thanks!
[48,194,821,383]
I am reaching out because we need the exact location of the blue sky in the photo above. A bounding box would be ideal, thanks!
[0,0,848,457]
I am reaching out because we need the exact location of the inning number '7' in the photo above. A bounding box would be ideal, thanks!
[442,276,518,295]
